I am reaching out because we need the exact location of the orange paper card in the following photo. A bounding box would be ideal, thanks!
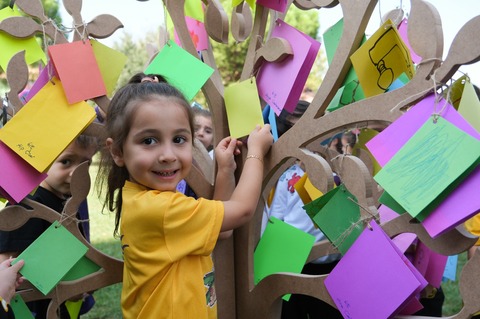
[48,39,106,104]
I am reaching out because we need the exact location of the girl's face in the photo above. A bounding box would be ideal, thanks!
[194,115,213,150]
[110,98,193,192]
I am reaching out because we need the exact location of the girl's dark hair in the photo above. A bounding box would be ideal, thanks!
[96,72,195,236]
[276,100,310,137]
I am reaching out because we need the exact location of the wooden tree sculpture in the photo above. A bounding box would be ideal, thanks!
[0,0,479,318]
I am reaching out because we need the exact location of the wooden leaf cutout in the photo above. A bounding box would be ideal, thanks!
[408,0,443,62]
[63,161,91,219]
[6,50,28,113]
[457,250,480,317]
[15,0,46,20]
[86,14,124,39]
[62,0,83,20]
[443,16,480,74]
[0,16,42,38]
[204,0,229,44]
[253,37,293,74]
[294,0,339,10]
[231,2,253,43]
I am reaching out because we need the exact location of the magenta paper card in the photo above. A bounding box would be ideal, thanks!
[174,16,209,51]
[256,0,288,13]
[257,19,320,115]
[413,241,448,288]
[325,221,427,319]
[366,94,480,237]
[25,63,56,103]
[398,19,421,64]
[0,141,46,203]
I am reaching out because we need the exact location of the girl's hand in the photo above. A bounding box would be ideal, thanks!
[215,137,242,173]
[247,124,273,158]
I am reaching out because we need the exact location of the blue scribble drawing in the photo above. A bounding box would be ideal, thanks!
[381,121,464,214]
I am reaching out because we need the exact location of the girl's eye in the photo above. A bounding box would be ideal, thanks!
[60,159,72,166]
[143,137,157,145]
[173,136,187,144]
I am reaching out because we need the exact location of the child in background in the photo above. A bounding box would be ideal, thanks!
[0,135,99,319]
[193,107,214,152]
[97,73,272,319]
[0,258,24,319]
[262,101,343,319]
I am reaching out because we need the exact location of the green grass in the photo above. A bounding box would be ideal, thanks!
[83,163,123,319]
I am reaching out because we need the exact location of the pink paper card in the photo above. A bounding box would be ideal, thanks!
[366,94,480,238]
[325,221,427,319]
[398,19,421,64]
[257,19,320,115]
[0,141,47,203]
[174,16,209,51]
[48,39,106,104]
[256,0,288,13]
[413,241,448,288]
[24,62,56,103]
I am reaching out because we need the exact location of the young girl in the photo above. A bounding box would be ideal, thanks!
[98,73,273,319]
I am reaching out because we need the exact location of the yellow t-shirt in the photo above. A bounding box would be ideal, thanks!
[465,213,480,245]
[120,181,224,319]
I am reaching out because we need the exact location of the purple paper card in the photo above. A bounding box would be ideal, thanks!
[0,141,47,203]
[325,221,426,319]
[398,19,421,64]
[256,0,288,13]
[366,94,480,238]
[257,19,320,115]
[25,62,56,103]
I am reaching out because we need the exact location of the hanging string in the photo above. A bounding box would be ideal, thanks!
[389,57,444,113]
[72,21,88,43]
[431,69,451,123]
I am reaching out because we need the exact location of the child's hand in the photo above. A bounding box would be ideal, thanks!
[215,137,242,173]
[0,259,24,303]
[247,124,273,158]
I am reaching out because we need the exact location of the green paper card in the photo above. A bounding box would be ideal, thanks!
[379,191,406,215]
[459,80,480,132]
[0,6,46,71]
[12,221,88,295]
[374,117,480,219]
[254,217,315,301]
[65,300,82,319]
[62,256,101,281]
[224,78,264,138]
[145,40,214,101]
[303,185,363,255]
[10,295,34,319]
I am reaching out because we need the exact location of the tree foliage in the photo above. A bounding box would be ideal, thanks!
[0,0,61,25]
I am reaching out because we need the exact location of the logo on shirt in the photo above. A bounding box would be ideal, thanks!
[287,173,301,193]
[204,270,217,308]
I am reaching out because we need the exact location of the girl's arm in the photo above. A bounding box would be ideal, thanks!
[213,137,242,238]
[221,125,273,232]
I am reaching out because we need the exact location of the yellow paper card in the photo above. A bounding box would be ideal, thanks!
[458,80,480,132]
[224,78,264,138]
[0,77,96,172]
[294,173,323,204]
[185,0,204,22]
[351,19,415,97]
[447,75,468,109]
[91,40,127,96]
[0,6,46,71]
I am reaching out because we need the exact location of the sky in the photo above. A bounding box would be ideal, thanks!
[59,0,480,84]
